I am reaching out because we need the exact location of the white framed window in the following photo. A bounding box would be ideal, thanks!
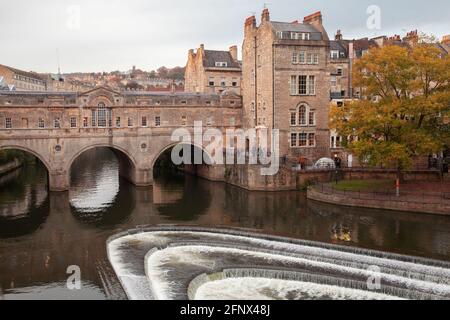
[308,76,315,95]
[5,117,12,129]
[54,118,60,128]
[155,116,161,127]
[38,118,45,128]
[70,117,77,128]
[313,53,319,64]
[298,75,307,95]
[116,117,121,127]
[141,116,147,127]
[302,33,310,40]
[290,133,297,147]
[299,105,307,126]
[308,111,316,126]
[290,76,297,95]
[308,133,316,147]
[83,117,88,128]
[299,51,306,64]
[128,117,133,127]
[215,62,228,67]
[299,133,307,147]
[292,51,298,64]
[331,75,337,87]
[331,50,340,59]
[290,112,297,126]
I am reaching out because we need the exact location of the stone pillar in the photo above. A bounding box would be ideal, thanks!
[132,167,153,187]
[48,171,69,192]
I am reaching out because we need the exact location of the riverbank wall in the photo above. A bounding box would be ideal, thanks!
[185,164,441,192]
[307,186,450,216]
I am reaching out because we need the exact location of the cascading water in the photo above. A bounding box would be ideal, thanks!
[107,226,450,300]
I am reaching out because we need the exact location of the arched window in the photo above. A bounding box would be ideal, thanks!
[97,103,107,127]
[298,105,307,126]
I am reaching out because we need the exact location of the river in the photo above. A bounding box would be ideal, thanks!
[0,148,449,300]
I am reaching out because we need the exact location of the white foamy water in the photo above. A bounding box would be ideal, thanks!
[107,228,450,300]
[194,278,403,300]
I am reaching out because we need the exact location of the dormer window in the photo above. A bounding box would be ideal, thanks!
[215,62,228,67]
[331,50,340,59]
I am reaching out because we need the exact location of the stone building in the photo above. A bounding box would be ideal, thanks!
[184,44,242,94]
[242,9,331,166]
[0,64,46,91]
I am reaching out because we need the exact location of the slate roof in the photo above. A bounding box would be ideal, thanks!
[271,21,319,33]
[203,50,241,69]
[0,64,44,81]
[330,40,349,58]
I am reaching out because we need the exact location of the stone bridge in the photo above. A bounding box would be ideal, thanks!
[0,87,242,191]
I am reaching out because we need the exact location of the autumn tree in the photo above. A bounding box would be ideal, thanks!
[330,41,450,178]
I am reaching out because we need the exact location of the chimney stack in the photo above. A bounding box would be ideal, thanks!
[303,11,322,25]
[441,35,450,45]
[245,15,256,28]
[229,45,238,61]
[335,30,343,41]
[200,44,205,51]
[261,8,270,22]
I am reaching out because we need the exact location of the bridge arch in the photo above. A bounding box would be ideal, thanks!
[0,145,52,173]
[151,142,214,169]
[66,144,138,186]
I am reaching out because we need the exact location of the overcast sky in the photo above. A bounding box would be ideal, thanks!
[1,0,449,73]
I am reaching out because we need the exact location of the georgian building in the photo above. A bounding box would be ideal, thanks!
[184,44,242,94]
[242,9,331,165]
[0,64,46,92]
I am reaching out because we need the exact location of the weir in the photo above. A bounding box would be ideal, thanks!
[107,226,450,300]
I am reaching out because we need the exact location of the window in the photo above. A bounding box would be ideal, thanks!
[83,117,88,127]
[276,31,283,39]
[91,110,97,127]
[209,77,215,86]
[307,53,313,64]
[299,133,307,147]
[155,116,161,127]
[292,51,298,64]
[299,52,306,64]
[232,81,238,87]
[97,103,107,127]
[221,78,226,87]
[309,111,315,126]
[128,117,133,127]
[308,133,316,147]
[313,53,319,64]
[215,62,228,67]
[290,76,297,95]
[303,33,310,40]
[308,76,315,95]
[229,117,235,126]
[5,118,12,129]
[331,50,340,59]
[298,75,307,95]
[54,118,60,128]
[206,117,212,126]
[38,118,45,128]
[70,117,77,128]
[299,106,307,126]
[337,68,343,76]
[331,75,337,87]
[290,112,297,126]
[290,133,297,147]
[116,117,121,127]
[181,116,187,126]
[141,116,147,127]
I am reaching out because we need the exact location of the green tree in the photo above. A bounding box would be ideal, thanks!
[330,42,450,178]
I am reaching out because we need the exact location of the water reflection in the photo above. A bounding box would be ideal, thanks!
[0,148,450,300]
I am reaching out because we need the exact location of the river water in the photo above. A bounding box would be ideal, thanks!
[0,148,449,300]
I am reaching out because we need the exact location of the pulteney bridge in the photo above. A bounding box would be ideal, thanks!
[0,87,242,191]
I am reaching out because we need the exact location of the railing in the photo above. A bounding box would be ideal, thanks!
[312,183,450,206]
